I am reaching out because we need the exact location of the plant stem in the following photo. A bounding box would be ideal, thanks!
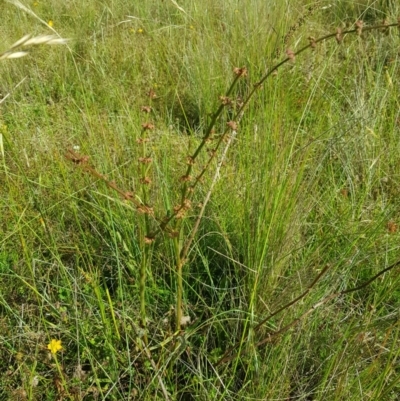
[140,247,148,344]
[174,236,183,331]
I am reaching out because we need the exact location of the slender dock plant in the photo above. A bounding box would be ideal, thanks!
[65,18,400,338]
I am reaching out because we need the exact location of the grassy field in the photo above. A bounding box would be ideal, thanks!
[1,0,400,399]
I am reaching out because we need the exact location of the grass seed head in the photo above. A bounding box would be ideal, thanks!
[0,51,28,60]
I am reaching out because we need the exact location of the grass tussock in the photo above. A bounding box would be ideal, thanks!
[1,0,400,400]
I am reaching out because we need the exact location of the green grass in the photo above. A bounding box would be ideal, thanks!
[1,0,400,399]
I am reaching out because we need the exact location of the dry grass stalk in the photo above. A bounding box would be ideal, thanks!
[0,34,69,61]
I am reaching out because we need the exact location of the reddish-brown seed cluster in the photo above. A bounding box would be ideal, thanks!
[147,89,157,99]
[144,236,155,244]
[227,121,238,130]
[207,148,217,157]
[141,105,152,113]
[136,137,150,144]
[137,205,154,215]
[173,199,192,219]
[219,96,232,105]
[179,175,192,182]
[140,176,152,185]
[138,157,152,164]
[141,122,155,130]
[388,221,397,234]
[233,66,248,77]
[167,230,179,238]
[66,150,90,165]
[336,28,343,44]
[286,49,295,62]
[123,191,134,200]
[355,20,363,36]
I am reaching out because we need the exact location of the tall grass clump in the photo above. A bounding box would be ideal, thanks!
[1,0,400,400]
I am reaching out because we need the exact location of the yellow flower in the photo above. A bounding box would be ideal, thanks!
[47,339,62,354]
[48,20,54,27]
[33,1,39,6]
[137,28,143,33]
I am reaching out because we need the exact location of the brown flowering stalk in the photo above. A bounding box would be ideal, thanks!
[67,20,400,334]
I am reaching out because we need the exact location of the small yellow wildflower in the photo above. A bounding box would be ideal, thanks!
[189,25,194,30]
[47,339,62,354]
[48,20,54,27]
[137,28,143,33]
[33,1,39,6]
